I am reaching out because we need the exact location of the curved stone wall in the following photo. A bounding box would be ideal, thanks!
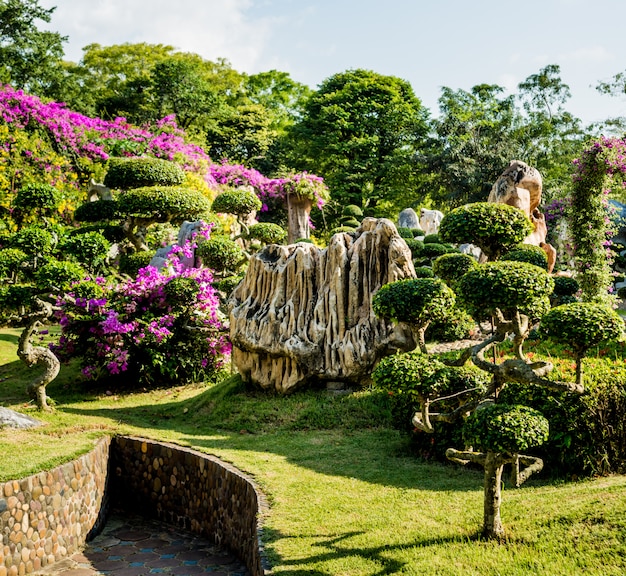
[0,435,267,576]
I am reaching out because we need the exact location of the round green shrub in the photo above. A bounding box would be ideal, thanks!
[74,200,119,222]
[10,227,55,256]
[420,243,457,259]
[70,279,105,301]
[432,253,478,287]
[196,235,245,272]
[426,307,476,342]
[62,231,111,270]
[463,403,549,454]
[119,251,155,276]
[404,238,424,258]
[501,244,548,270]
[552,275,580,297]
[414,266,434,278]
[117,187,211,221]
[211,189,262,217]
[412,228,425,237]
[215,274,244,298]
[35,259,86,292]
[340,217,361,228]
[423,234,440,244]
[14,183,59,212]
[457,260,554,321]
[342,204,363,218]
[397,227,414,239]
[540,302,624,356]
[104,157,185,189]
[0,248,28,278]
[164,276,200,310]
[439,203,534,260]
[72,224,125,244]
[247,223,287,244]
[372,277,455,326]
[330,226,356,235]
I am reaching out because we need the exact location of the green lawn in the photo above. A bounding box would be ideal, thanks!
[1,327,625,575]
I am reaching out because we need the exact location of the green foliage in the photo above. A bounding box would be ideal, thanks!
[117,186,211,221]
[215,274,244,298]
[13,182,59,213]
[61,231,111,272]
[330,226,356,235]
[196,235,245,273]
[70,279,105,301]
[247,222,287,244]
[397,227,414,239]
[340,217,361,228]
[119,251,155,276]
[412,227,425,237]
[419,242,457,259]
[457,260,554,321]
[0,284,37,315]
[426,307,476,342]
[432,252,478,287]
[439,203,534,260]
[502,244,549,270]
[35,259,86,293]
[163,276,200,310]
[552,275,580,296]
[0,248,28,279]
[414,266,434,278]
[463,403,549,454]
[211,188,262,217]
[372,277,455,327]
[342,204,363,218]
[9,226,55,257]
[104,157,185,189]
[423,233,440,244]
[73,200,119,222]
[540,302,624,357]
[403,238,424,258]
[618,286,626,299]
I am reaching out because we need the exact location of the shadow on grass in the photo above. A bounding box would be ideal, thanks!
[0,332,19,345]
[261,528,472,576]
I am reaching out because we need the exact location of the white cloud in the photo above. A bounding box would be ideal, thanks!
[558,45,614,65]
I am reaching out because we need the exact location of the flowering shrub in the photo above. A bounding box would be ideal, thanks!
[52,237,231,385]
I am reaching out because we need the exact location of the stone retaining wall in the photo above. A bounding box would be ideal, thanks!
[0,435,267,576]
[0,436,111,576]
[111,436,267,576]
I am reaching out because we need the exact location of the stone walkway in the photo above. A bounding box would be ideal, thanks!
[36,512,249,576]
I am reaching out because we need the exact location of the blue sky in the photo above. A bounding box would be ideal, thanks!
[41,0,626,126]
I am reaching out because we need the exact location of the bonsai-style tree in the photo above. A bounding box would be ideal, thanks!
[372,277,456,354]
[211,187,262,238]
[439,202,533,261]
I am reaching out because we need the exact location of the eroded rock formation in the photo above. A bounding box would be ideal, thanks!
[229,218,417,392]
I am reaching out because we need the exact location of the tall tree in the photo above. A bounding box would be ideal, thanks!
[290,69,430,221]
[0,0,66,94]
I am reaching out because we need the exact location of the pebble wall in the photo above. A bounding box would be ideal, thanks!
[111,436,267,576]
[0,436,111,576]
[0,435,267,576]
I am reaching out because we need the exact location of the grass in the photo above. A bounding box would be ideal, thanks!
[1,327,626,575]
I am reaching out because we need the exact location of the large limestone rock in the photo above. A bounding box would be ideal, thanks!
[229,218,417,392]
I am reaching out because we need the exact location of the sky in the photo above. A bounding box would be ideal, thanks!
[39,0,626,126]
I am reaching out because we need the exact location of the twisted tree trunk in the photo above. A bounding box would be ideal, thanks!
[17,299,60,411]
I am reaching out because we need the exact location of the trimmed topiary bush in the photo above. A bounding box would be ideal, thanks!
[211,188,262,217]
[342,204,363,218]
[552,275,580,297]
[457,260,554,321]
[247,222,287,245]
[397,227,414,239]
[117,187,211,221]
[463,403,549,454]
[403,238,424,258]
[340,217,361,228]
[501,244,549,270]
[14,182,59,212]
[10,226,55,258]
[119,251,156,276]
[414,266,434,278]
[35,259,86,292]
[423,233,440,244]
[0,248,28,280]
[104,157,185,189]
[432,253,478,287]
[330,226,356,235]
[74,200,119,222]
[61,231,111,272]
[439,203,534,261]
[426,306,476,342]
[420,243,458,259]
[196,235,245,274]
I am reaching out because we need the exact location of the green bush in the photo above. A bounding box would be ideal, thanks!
[330,226,356,235]
[414,266,434,278]
[426,306,476,342]
[463,403,549,454]
[540,303,624,357]
[0,284,37,315]
[74,200,119,222]
[10,226,55,257]
[0,248,28,279]
[215,274,244,298]
[403,238,424,258]
[35,259,86,293]
[432,253,478,287]
[119,251,155,276]
[104,157,185,189]
[552,276,580,297]
[61,231,111,271]
[211,188,262,217]
[501,244,548,270]
[342,204,363,218]
[247,223,287,244]
[340,217,361,228]
[397,227,414,239]
[14,182,59,212]
[412,228,425,237]
[70,279,105,301]
[439,203,534,260]
[72,224,125,244]
[117,187,211,221]
[457,260,554,321]
[196,235,245,273]
[420,243,457,259]
[423,233,440,244]
[164,276,200,310]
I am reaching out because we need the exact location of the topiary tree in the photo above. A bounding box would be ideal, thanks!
[501,244,549,270]
[196,235,246,277]
[372,277,456,353]
[439,203,534,261]
[432,252,478,288]
[61,231,111,274]
[103,157,186,189]
[540,302,624,386]
[12,182,60,228]
[246,222,287,245]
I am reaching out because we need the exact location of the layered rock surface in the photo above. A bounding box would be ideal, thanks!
[229,218,417,392]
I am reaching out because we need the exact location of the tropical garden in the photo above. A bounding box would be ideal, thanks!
[1,1,626,574]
